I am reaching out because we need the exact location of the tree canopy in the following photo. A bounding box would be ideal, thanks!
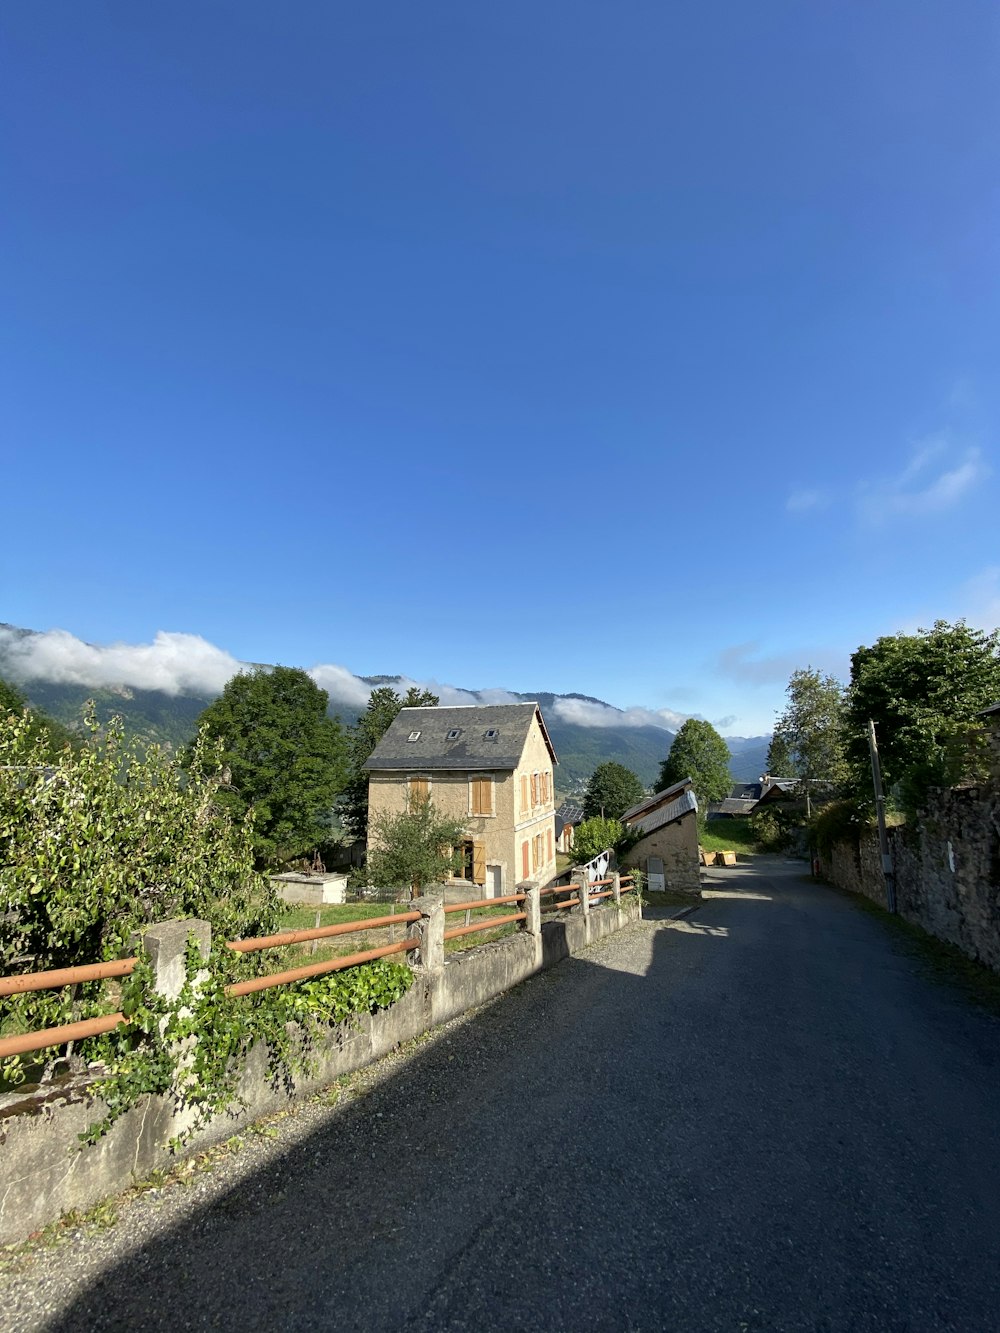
[582,761,645,821]
[365,795,467,898]
[193,666,348,866]
[844,620,1000,814]
[658,719,731,816]
[571,815,637,865]
[339,685,439,840]
[768,668,847,788]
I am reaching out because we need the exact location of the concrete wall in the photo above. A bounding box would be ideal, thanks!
[819,784,1000,973]
[0,892,640,1246]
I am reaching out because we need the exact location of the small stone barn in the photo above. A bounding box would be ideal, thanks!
[620,777,700,894]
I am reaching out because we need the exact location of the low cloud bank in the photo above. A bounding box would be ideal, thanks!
[0,627,244,697]
[550,697,688,731]
[0,627,698,732]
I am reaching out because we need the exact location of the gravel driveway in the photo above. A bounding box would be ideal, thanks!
[3,858,1000,1331]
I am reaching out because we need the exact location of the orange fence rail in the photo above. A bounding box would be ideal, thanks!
[227,912,421,954]
[0,957,137,998]
[444,893,526,914]
[0,1012,127,1061]
[443,913,527,942]
[225,938,420,996]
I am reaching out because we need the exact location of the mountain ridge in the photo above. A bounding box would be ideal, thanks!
[0,624,770,790]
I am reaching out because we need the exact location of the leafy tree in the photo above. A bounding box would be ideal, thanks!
[339,685,439,840]
[582,761,646,821]
[572,816,638,864]
[0,674,77,758]
[193,666,348,866]
[365,795,468,898]
[768,668,847,788]
[844,620,1000,815]
[0,708,276,974]
[657,719,731,817]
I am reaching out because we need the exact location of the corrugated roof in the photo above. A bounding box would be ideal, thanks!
[621,777,693,824]
[363,703,557,772]
[629,789,698,835]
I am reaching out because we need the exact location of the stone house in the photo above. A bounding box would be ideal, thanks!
[620,777,700,893]
[363,702,558,896]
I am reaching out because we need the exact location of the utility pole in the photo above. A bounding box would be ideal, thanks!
[867,720,896,913]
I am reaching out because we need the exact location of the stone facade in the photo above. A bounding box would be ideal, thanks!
[366,706,557,894]
[820,784,1000,974]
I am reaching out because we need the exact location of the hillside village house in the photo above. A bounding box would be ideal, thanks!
[621,777,700,894]
[363,703,558,896]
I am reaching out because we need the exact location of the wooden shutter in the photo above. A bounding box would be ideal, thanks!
[471,777,492,816]
[522,841,530,879]
[520,774,530,812]
[531,772,539,806]
[409,776,429,802]
[473,842,486,886]
[547,828,553,862]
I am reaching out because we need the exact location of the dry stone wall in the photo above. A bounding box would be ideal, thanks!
[820,784,1000,973]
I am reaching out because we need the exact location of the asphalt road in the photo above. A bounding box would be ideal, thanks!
[16,860,1000,1330]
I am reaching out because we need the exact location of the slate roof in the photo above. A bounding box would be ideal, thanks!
[712,797,758,816]
[621,777,693,824]
[363,703,557,773]
[628,789,698,835]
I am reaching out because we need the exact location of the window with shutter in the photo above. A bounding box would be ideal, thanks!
[473,842,486,886]
[470,776,493,816]
[520,774,530,813]
[409,776,429,802]
[531,772,539,806]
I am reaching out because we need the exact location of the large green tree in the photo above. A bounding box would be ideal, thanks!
[844,620,1000,815]
[582,761,645,821]
[768,668,847,788]
[365,795,468,898]
[193,666,348,866]
[339,685,439,840]
[658,719,731,817]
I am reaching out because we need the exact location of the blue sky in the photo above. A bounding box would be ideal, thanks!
[3,2,998,736]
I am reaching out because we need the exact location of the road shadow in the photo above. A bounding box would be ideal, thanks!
[32,867,1000,1332]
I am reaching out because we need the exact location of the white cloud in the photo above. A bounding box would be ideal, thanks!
[0,627,245,696]
[857,439,988,524]
[550,697,688,731]
[307,664,374,710]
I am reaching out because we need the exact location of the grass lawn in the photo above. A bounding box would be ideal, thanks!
[699,816,757,857]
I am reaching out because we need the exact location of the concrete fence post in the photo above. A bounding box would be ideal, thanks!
[612,871,621,906]
[142,918,212,1003]
[573,870,590,919]
[407,894,445,971]
[519,882,540,936]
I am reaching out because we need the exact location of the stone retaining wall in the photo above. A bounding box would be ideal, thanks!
[819,785,1000,973]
